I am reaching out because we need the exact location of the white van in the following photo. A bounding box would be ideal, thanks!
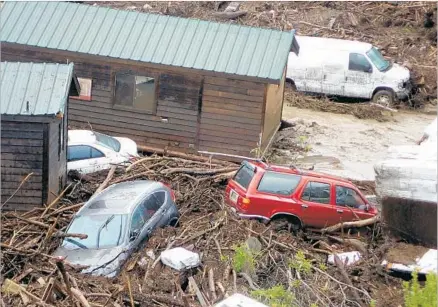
[286,36,412,106]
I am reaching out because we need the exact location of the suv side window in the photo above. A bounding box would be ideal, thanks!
[130,203,147,233]
[336,186,366,209]
[301,182,331,204]
[349,53,372,73]
[257,172,302,195]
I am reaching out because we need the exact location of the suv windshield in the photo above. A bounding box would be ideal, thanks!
[233,162,255,190]
[62,214,128,249]
[94,132,121,152]
[257,172,302,195]
[366,47,390,72]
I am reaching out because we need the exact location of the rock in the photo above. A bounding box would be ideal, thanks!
[126,6,136,10]
[143,4,152,11]
[245,237,262,254]
[224,2,240,13]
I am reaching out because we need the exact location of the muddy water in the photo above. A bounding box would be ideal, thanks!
[281,105,436,181]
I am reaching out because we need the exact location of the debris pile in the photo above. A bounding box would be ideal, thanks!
[0,154,407,307]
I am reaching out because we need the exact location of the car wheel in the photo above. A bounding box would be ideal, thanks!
[372,90,394,107]
[271,217,301,234]
[168,218,179,228]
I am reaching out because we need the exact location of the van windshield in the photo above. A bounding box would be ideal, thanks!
[366,47,390,72]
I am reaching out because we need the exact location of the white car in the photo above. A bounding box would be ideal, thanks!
[286,36,412,105]
[67,130,139,174]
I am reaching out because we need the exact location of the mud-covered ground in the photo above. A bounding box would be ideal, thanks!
[270,97,436,180]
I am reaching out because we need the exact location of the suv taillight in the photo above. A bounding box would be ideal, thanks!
[237,196,251,210]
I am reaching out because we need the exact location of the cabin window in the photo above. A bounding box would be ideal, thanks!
[114,72,157,113]
[69,77,92,101]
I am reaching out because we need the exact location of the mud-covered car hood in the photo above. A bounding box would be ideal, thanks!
[53,245,126,277]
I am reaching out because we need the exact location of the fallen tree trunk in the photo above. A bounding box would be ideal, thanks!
[212,10,247,19]
[161,167,237,176]
[321,216,379,233]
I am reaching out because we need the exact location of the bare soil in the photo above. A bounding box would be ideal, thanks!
[385,242,430,265]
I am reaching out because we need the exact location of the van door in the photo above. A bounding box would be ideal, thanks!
[344,53,374,98]
[322,63,345,96]
[304,67,323,93]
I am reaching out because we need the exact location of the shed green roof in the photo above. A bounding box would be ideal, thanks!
[0,2,295,82]
[1,62,75,116]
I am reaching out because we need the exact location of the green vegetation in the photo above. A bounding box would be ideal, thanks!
[289,250,312,275]
[232,244,256,274]
[251,285,297,307]
[403,271,437,307]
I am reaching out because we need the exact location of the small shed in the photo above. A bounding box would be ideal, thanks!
[1,62,79,210]
[1,2,299,159]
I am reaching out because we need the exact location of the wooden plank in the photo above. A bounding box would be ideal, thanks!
[1,167,43,175]
[157,105,198,117]
[159,73,202,88]
[201,112,262,126]
[204,76,264,91]
[200,123,259,137]
[199,133,257,147]
[1,160,43,169]
[203,95,261,107]
[202,106,262,120]
[1,181,43,190]
[1,153,43,162]
[69,108,198,134]
[1,203,41,211]
[199,140,253,153]
[0,131,44,140]
[1,146,44,154]
[68,120,196,145]
[198,144,251,157]
[0,196,42,205]
[203,84,264,97]
[200,117,260,131]
[1,189,42,197]
[158,90,199,104]
[203,100,262,114]
[1,174,42,183]
[1,138,43,147]
[200,128,257,141]
[158,99,198,111]
[203,90,264,103]
[1,121,44,131]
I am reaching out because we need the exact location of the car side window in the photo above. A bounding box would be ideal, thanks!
[142,191,166,220]
[130,203,147,233]
[336,186,366,209]
[91,147,105,158]
[349,53,372,73]
[67,145,92,162]
[301,182,331,204]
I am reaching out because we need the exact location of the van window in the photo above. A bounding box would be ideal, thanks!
[366,47,390,72]
[233,163,255,190]
[257,172,301,195]
[349,53,372,73]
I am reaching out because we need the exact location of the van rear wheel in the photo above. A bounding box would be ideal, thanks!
[372,90,394,107]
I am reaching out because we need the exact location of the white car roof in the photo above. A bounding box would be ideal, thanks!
[68,130,98,144]
[295,36,373,53]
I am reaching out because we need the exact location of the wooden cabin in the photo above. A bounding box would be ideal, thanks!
[1,2,299,159]
[1,62,79,210]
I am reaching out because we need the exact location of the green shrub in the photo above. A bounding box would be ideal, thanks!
[289,250,312,275]
[403,271,437,307]
[232,244,255,274]
[251,285,297,307]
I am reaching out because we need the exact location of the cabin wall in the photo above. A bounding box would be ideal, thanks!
[261,70,285,150]
[47,115,67,203]
[199,76,265,157]
[1,45,202,153]
[1,120,45,210]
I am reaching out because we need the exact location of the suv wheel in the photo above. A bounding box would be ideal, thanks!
[372,90,394,107]
[271,217,301,234]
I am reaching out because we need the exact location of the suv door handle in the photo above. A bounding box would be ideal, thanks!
[337,209,343,213]
[301,204,308,209]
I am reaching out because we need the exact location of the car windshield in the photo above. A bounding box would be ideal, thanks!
[94,132,121,152]
[366,47,390,72]
[62,214,128,249]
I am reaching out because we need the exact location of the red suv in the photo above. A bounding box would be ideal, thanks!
[225,160,378,230]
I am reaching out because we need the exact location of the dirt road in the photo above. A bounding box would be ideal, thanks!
[277,104,436,181]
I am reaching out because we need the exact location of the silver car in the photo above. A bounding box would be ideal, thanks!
[53,181,179,277]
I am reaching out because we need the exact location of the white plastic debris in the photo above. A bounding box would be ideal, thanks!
[160,247,200,271]
[146,249,156,261]
[382,248,437,275]
[214,293,268,307]
[328,251,362,266]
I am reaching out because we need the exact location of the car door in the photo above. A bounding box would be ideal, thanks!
[322,63,345,96]
[344,53,374,99]
[298,180,338,228]
[335,185,371,221]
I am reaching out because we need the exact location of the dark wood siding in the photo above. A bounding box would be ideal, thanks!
[1,45,202,153]
[199,76,265,156]
[1,121,45,210]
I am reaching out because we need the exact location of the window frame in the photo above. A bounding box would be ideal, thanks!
[69,77,92,101]
[67,145,105,162]
[300,181,332,205]
[113,70,158,114]
[348,53,373,73]
[335,185,367,209]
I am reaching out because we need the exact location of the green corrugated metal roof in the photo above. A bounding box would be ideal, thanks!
[1,62,74,115]
[0,2,295,82]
